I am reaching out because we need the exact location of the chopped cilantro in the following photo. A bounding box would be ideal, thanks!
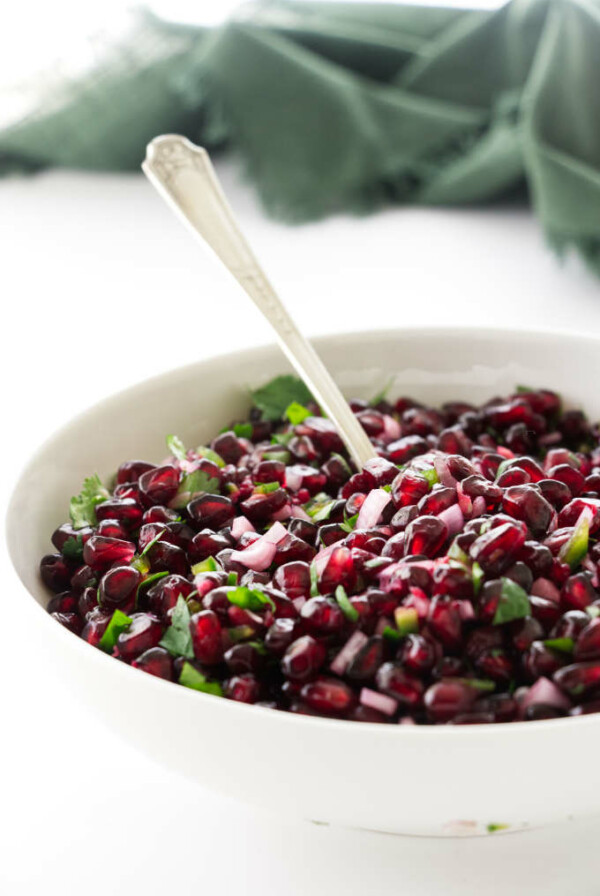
[178,662,223,696]
[99,609,132,653]
[305,492,336,521]
[544,637,574,654]
[285,401,311,425]
[472,561,484,595]
[233,423,253,439]
[159,595,194,659]
[382,626,401,644]
[421,467,439,489]
[335,585,359,622]
[227,571,239,586]
[191,556,220,575]
[69,474,110,529]
[226,586,275,612]
[196,446,226,468]
[251,375,313,422]
[166,434,186,461]
[309,562,320,597]
[559,510,591,570]
[493,578,530,625]
[340,513,359,534]
[61,534,84,561]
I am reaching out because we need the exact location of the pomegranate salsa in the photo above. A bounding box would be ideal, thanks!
[40,376,600,724]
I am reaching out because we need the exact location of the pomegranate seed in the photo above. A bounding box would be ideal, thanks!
[117,613,162,662]
[132,646,174,680]
[225,673,260,703]
[300,676,355,713]
[375,663,424,707]
[83,536,136,571]
[40,554,73,592]
[190,610,223,665]
[98,566,141,609]
[187,494,235,529]
[404,515,448,557]
[424,680,477,722]
[281,635,326,681]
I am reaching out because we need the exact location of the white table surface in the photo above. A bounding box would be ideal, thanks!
[2,161,600,894]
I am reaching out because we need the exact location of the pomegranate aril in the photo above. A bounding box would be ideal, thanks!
[224,642,265,674]
[522,641,566,680]
[399,633,438,674]
[574,619,600,661]
[319,546,356,594]
[346,636,384,681]
[300,676,355,713]
[116,613,162,662]
[190,610,223,664]
[95,498,143,528]
[301,597,345,635]
[281,635,326,681]
[387,436,428,465]
[561,573,596,611]
[272,561,311,599]
[83,536,136,572]
[132,646,174,680]
[187,494,234,529]
[404,515,448,558]
[501,485,554,537]
[225,673,260,703]
[40,554,73,592]
[470,523,526,575]
[138,465,180,506]
[375,663,424,707]
[554,661,600,699]
[98,565,141,609]
[424,680,478,722]
[427,595,463,649]
[81,608,111,646]
[189,529,231,562]
[50,611,83,634]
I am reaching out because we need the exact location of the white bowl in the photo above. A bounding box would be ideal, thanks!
[7,327,600,837]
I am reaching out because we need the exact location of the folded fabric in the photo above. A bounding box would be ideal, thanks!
[1,0,600,274]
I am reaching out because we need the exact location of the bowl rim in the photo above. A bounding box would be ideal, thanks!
[8,324,600,738]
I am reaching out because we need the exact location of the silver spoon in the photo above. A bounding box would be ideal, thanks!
[142,134,376,469]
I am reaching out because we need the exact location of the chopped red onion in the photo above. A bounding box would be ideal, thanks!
[330,630,368,675]
[496,446,515,459]
[356,488,391,530]
[231,516,256,540]
[437,503,465,537]
[360,688,398,717]
[290,504,312,522]
[520,677,571,714]
[272,504,292,521]
[381,414,401,444]
[434,455,457,489]
[230,521,287,570]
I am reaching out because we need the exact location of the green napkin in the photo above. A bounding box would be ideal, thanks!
[2,0,600,274]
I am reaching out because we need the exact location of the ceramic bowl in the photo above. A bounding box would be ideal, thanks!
[8,327,600,837]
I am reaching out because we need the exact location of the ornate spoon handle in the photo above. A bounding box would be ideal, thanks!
[142,134,376,469]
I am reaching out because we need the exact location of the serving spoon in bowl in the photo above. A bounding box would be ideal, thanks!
[142,134,376,470]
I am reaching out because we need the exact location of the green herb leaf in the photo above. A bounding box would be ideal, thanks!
[166,434,187,461]
[310,562,320,597]
[305,492,336,521]
[487,823,510,833]
[285,401,311,425]
[62,534,84,561]
[493,578,530,625]
[191,556,220,575]
[393,606,419,636]
[136,570,169,597]
[472,561,484,595]
[170,469,220,509]
[99,609,132,653]
[196,446,226,468]
[251,375,313,422]
[69,474,110,529]
[335,585,359,622]
[255,481,280,495]
[421,467,439,489]
[159,595,194,659]
[458,678,496,693]
[178,662,223,696]
[340,513,359,534]
[226,586,275,613]
[233,423,253,439]
[370,377,394,405]
[382,626,401,644]
[448,539,469,564]
[271,431,294,446]
[559,509,591,570]
[227,571,239,586]
[544,637,574,654]
[228,624,255,644]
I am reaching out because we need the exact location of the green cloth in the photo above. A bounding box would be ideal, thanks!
[2,0,600,273]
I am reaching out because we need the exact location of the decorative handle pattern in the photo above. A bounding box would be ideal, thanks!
[142,134,376,469]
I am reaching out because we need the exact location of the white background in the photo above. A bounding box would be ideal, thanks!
[3,1,600,893]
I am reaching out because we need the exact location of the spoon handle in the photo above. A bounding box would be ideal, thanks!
[143,134,376,469]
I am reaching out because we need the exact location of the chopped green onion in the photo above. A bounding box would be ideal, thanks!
[191,556,220,575]
[492,578,530,625]
[179,662,223,696]
[226,586,275,612]
[285,402,311,425]
[393,606,419,636]
[335,585,359,622]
